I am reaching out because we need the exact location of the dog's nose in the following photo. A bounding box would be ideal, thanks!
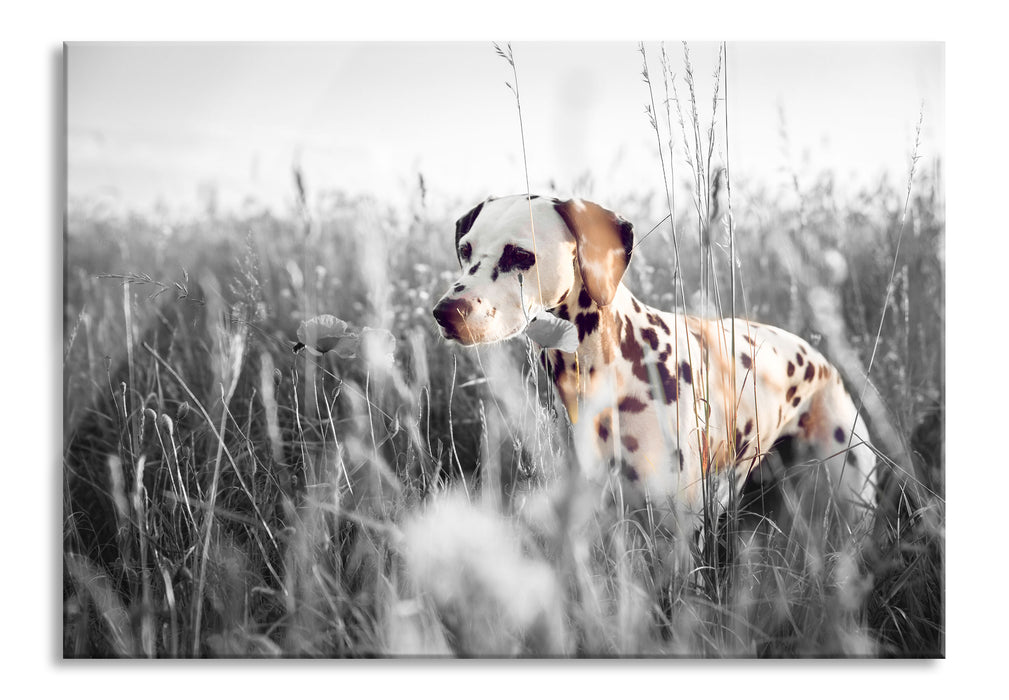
[432,297,472,330]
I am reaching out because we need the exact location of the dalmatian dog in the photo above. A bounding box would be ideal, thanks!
[432,194,877,524]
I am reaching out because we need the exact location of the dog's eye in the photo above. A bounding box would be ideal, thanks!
[459,242,473,264]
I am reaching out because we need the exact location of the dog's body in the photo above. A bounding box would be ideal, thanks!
[433,195,876,521]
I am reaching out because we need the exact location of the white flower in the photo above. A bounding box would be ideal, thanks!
[295,314,359,356]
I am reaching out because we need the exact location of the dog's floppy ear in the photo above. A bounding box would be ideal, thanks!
[554,199,634,306]
[454,199,487,267]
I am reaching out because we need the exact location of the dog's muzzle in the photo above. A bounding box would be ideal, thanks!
[432,297,475,342]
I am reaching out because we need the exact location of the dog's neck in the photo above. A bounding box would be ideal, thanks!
[545,277,651,422]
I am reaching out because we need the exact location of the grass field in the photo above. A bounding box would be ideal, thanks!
[62,45,944,658]
[61,161,944,657]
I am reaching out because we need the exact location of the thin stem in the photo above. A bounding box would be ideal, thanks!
[842,107,925,484]
[496,42,545,304]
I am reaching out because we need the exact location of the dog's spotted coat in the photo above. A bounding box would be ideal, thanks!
[433,195,876,519]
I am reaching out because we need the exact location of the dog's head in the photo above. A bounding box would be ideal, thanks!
[433,195,634,345]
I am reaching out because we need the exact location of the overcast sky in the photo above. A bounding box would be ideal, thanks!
[67,42,943,217]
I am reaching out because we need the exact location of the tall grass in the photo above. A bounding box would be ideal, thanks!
[62,46,943,658]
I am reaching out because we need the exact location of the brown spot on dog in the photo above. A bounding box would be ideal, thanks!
[618,395,648,413]
[623,461,639,482]
[641,326,660,350]
[621,318,677,405]
[646,312,670,334]
[621,321,647,381]
[744,418,753,435]
[622,435,639,452]
[792,396,801,407]
[551,353,566,383]
[557,303,569,322]
[740,352,752,370]
[795,352,805,367]
[786,386,796,401]
[679,361,692,385]
[496,244,536,274]
[734,429,749,458]
[743,334,756,346]
[578,287,592,309]
[798,411,810,430]
[596,414,611,442]
[468,262,481,275]
[787,361,795,377]
[656,362,678,404]
[575,311,600,342]
[632,358,650,385]
[834,427,845,443]
[804,363,816,382]
[631,297,641,313]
